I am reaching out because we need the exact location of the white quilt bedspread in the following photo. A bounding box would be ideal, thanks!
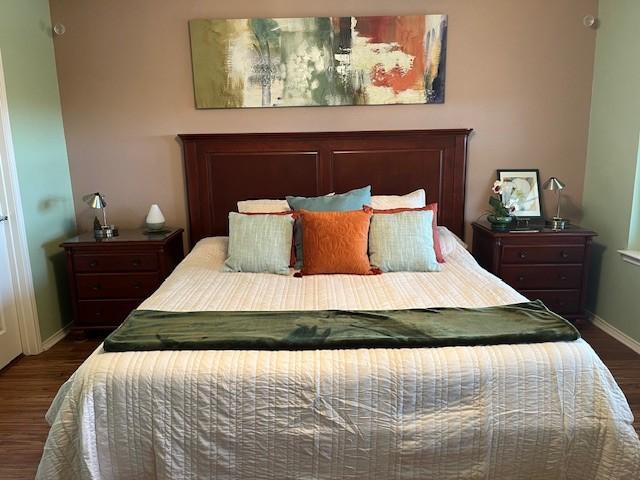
[37,236,640,479]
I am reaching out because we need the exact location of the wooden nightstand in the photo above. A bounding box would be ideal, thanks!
[471,221,597,322]
[61,228,184,333]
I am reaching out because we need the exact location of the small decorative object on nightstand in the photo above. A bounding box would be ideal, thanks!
[145,204,167,232]
[61,228,184,334]
[472,220,596,322]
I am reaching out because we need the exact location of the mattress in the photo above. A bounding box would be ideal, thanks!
[37,235,640,479]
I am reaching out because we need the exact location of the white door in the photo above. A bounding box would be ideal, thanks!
[0,49,25,368]
[0,212,22,368]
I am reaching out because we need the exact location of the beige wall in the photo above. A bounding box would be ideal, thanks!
[50,0,597,240]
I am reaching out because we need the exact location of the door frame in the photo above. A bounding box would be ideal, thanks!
[0,49,41,355]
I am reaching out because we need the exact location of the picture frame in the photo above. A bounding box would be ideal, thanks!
[189,15,448,109]
[496,169,544,220]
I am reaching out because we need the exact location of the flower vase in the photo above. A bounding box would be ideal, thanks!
[487,214,513,231]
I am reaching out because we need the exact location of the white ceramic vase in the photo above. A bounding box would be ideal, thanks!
[145,204,166,231]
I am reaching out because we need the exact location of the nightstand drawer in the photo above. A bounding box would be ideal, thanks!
[519,290,581,314]
[73,253,159,273]
[502,245,585,264]
[77,299,141,327]
[501,265,582,289]
[76,273,160,299]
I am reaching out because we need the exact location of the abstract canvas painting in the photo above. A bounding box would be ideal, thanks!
[189,15,447,109]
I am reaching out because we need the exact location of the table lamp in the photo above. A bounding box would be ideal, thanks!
[84,192,119,238]
[542,177,568,230]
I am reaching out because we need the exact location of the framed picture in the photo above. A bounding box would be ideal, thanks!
[189,15,448,109]
[496,169,543,219]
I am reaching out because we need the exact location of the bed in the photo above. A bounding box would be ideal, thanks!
[37,129,640,479]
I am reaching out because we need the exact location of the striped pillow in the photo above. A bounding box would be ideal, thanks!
[224,212,294,275]
[368,210,442,272]
[374,204,445,263]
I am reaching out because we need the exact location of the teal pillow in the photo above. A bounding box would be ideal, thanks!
[224,213,294,275]
[368,210,442,272]
[287,186,372,268]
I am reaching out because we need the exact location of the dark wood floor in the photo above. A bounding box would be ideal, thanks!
[580,323,640,435]
[1,324,638,480]
[0,337,100,480]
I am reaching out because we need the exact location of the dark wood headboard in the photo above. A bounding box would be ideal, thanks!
[178,129,472,248]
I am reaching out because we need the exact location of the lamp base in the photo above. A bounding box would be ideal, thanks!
[94,225,119,239]
[546,217,568,230]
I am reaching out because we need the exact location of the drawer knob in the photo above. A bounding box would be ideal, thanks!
[133,281,142,289]
[95,311,102,317]
[519,251,527,259]
[92,284,101,291]
[518,275,525,282]
[561,251,569,259]
[560,275,568,281]
[132,259,141,267]
[89,261,98,268]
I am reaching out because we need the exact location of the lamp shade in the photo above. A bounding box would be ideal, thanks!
[84,192,107,209]
[543,177,566,191]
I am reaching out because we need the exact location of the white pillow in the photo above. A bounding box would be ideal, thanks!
[237,199,290,213]
[370,189,426,210]
[438,226,468,257]
[238,193,335,213]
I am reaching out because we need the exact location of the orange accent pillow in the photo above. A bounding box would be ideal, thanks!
[372,203,445,263]
[238,211,296,267]
[296,208,375,275]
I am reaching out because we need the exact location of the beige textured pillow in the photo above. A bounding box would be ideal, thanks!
[237,199,290,213]
[370,189,426,210]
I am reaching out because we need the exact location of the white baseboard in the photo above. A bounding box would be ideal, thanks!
[588,311,640,355]
[40,324,71,352]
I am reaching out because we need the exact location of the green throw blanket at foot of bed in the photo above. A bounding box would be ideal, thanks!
[103,300,580,352]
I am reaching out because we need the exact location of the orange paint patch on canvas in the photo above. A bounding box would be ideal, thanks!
[369,16,425,93]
